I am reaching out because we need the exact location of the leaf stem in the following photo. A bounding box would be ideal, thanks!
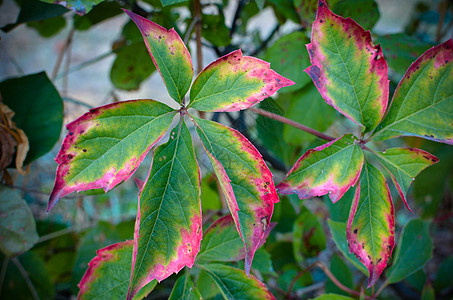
[249,107,335,141]
[11,257,40,300]
[374,281,388,298]
[314,261,371,299]
[0,256,9,296]
[286,261,318,296]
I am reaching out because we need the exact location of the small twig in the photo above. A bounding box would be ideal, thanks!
[52,28,75,79]
[0,256,9,296]
[63,97,93,109]
[286,261,318,296]
[184,17,199,45]
[374,281,387,298]
[194,0,203,74]
[11,257,40,300]
[54,51,114,80]
[250,24,280,57]
[37,227,77,244]
[62,28,74,96]
[230,0,245,37]
[249,107,335,141]
[436,0,448,42]
[315,261,371,300]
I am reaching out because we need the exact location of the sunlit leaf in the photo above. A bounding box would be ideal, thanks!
[0,72,63,164]
[375,148,438,211]
[124,10,193,104]
[200,264,275,299]
[347,162,395,287]
[189,49,294,112]
[78,240,157,299]
[265,31,311,92]
[305,0,388,132]
[386,219,432,284]
[168,271,202,300]
[192,116,279,275]
[48,100,175,211]
[277,134,364,203]
[0,185,39,257]
[128,120,201,298]
[374,39,453,144]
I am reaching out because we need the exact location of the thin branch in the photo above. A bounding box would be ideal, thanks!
[315,261,371,300]
[286,261,318,296]
[54,51,114,80]
[374,281,387,298]
[11,258,40,300]
[63,97,93,109]
[194,0,203,74]
[250,24,280,57]
[0,256,9,296]
[184,17,199,45]
[436,0,448,42]
[230,0,245,37]
[249,107,335,141]
[52,28,75,79]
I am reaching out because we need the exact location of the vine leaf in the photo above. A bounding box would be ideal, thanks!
[124,10,193,104]
[78,240,157,299]
[200,264,275,299]
[168,271,202,300]
[128,119,202,299]
[196,215,275,264]
[192,116,279,275]
[48,100,176,211]
[374,39,453,144]
[188,49,294,112]
[375,148,438,211]
[347,162,395,287]
[277,134,364,203]
[305,0,388,132]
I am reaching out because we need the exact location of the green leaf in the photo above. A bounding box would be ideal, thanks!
[124,10,193,104]
[0,185,39,257]
[421,281,435,300]
[265,31,311,92]
[293,205,326,263]
[375,34,433,77]
[160,0,188,6]
[202,14,231,47]
[375,148,438,211]
[169,271,202,300]
[73,1,122,30]
[48,100,175,211]
[434,256,453,291]
[78,240,157,299]
[110,42,156,91]
[0,251,54,300]
[192,116,279,275]
[189,49,294,112]
[374,39,453,144]
[305,0,388,132]
[325,254,354,296]
[277,134,364,203]
[347,162,395,287]
[128,120,201,298]
[311,294,355,300]
[40,0,101,15]
[200,264,275,299]
[282,84,337,145]
[328,219,367,275]
[0,72,63,164]
[196,215,244,263]
[26,16,66,37]
[386,219,432,284]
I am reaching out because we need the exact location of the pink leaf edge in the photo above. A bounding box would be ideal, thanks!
[304,0,389,128]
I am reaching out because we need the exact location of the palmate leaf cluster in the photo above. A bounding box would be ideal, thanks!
[0,0,452,299]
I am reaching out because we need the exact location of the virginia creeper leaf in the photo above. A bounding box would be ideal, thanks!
[375,148,438,211]
[196,215,275,263]
[188,49,294,112]
[192,116,279,275]
[277,134,364,203]
[124,10,193,104]
[48,100,175,211]
[374,39,453,144]
[78,240,157,299]
[347,162,395,287]
[293,205,326,263]
[200,264,275,300]
[265,32,311,92]
[386,219,432,284]
[168,271,202,300]
[328,219,368,275]
[128,119,201,299]
[0,185,39,257]
[305,0,388,132]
